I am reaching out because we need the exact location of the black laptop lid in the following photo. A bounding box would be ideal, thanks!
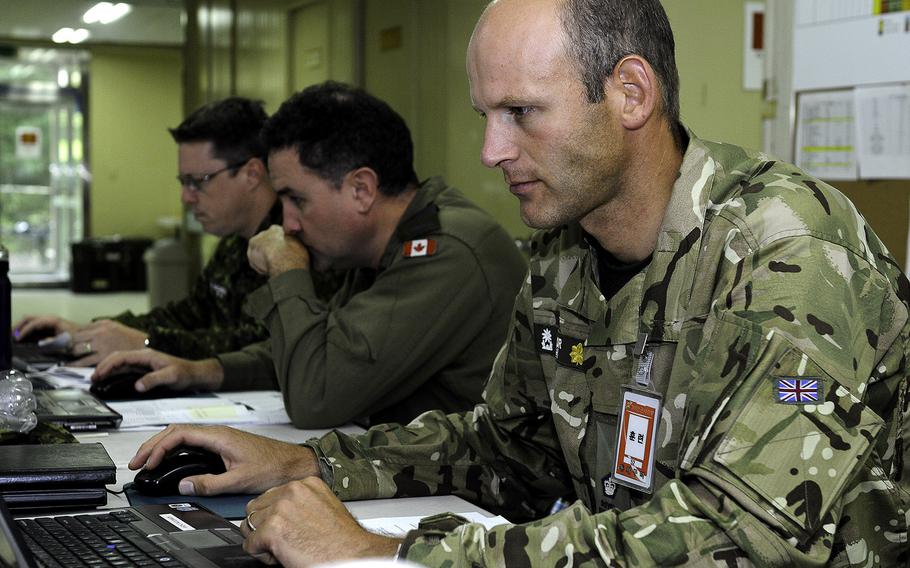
[34,390,122,430]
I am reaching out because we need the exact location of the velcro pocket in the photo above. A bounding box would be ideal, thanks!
[710,345,883,534]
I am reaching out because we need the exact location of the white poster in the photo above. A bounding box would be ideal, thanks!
[795,90,858,180]
[854,83,910,179]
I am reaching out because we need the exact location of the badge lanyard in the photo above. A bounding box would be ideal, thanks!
[610,331,662,494]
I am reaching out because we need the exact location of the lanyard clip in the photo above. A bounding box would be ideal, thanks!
[633,332,649,358]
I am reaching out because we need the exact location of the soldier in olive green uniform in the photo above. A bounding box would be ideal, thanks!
[126,2,908,566]
[108,203,341,360]
[218,176,526,427]
[99,83,526,429]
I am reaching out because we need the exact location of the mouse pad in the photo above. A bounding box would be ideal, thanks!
[123,482,258,520]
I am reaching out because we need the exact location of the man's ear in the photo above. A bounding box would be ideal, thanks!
[242,157,267,188]
[346,167,380,213]
[611,55,658,130]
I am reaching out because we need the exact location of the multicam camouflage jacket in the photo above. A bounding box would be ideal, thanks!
[110,201,277,360]
[309,133,910,566]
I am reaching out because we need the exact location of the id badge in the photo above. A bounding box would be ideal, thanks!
[611,385,662,493]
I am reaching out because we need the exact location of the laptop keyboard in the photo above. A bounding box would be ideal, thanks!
[18,510,188,567]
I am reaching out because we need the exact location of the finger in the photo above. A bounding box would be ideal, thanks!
[16,318,53,340]
[129,425,182,469]
[134,426,231,471]
[178,469,239,497]
[135,368,179,392]
[94,350,158,379]
[71,353,101,367]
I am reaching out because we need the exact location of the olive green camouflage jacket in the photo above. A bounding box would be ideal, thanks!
[309,133,910,566]
[112,201,278,360]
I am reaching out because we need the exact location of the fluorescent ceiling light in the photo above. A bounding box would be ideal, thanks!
[52,28,90,44]
[83,2,132,25]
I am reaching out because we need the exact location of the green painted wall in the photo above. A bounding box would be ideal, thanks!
[361,0,764,239]
[187,0,764,244]
[665,0,764,149]
[89,45,183,238]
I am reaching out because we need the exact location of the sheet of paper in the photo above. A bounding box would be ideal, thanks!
[359,512,510,536]
[795,90,858,180]
[854,83,910,179]
[110,397,253,429]
[111,392,291,429]
[215,391,292,425]
[39,365,94,389]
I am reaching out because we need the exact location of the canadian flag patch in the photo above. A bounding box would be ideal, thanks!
[402,238,437,257]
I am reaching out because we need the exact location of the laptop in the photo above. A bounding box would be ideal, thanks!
[0,497,267,567]
[33,389,123,431]
[12,343,78,373]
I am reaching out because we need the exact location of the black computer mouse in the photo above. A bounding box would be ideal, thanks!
[89,366,178,400]
[133,445,227,496]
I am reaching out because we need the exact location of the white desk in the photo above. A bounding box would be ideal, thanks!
[78,421,491,521]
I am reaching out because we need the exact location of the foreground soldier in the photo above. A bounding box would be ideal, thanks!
[130,1,910,566]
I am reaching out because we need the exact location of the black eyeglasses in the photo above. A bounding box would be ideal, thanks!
[177,159,250,193]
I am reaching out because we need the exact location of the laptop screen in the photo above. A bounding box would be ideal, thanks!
[0,500,33,568]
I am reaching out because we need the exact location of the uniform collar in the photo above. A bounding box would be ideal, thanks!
[557,128,718,343]
[378,177,446,269]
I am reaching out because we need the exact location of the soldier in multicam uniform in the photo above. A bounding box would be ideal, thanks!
[127,1,910,566]
[13,98,337,363]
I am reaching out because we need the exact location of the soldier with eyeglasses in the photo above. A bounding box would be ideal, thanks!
[15,97,340,364]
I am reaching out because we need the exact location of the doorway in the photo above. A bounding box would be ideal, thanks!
[0,48,87,284]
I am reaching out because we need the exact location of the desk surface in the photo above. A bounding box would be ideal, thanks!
[79,422,488,520]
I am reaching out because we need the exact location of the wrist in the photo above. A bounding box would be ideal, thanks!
[194,358,225,390]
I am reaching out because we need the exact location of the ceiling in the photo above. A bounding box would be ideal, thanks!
[0,0,184,47]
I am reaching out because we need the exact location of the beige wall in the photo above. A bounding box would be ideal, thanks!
[88,45,183,238]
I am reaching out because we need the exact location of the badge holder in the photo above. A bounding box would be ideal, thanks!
[611,385,662,493]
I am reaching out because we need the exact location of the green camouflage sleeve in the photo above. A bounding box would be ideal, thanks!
[310,271,573,520]
[398,222,909,564]
[246,230,522,429]
[109,235,270,359]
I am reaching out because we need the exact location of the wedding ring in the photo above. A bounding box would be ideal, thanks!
[81,341,93,354]
[245,510,257,532]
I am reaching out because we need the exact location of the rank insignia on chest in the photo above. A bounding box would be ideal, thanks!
[774,377,822,404]
[538,326,555,354]
[402,238,437,257]
[554,333,591,370]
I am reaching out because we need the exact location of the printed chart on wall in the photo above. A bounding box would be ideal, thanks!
[795,90,858,181]
[854,83,910,178]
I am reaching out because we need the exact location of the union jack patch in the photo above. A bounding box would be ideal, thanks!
[775,378,822,404]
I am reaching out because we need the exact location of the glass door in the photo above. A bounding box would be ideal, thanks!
[0,50,87,284]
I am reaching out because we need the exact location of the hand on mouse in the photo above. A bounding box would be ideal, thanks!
[129,424,322,496]
[92,349,225,393]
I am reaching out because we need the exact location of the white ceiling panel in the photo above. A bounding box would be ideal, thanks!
[0,1,184,46]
